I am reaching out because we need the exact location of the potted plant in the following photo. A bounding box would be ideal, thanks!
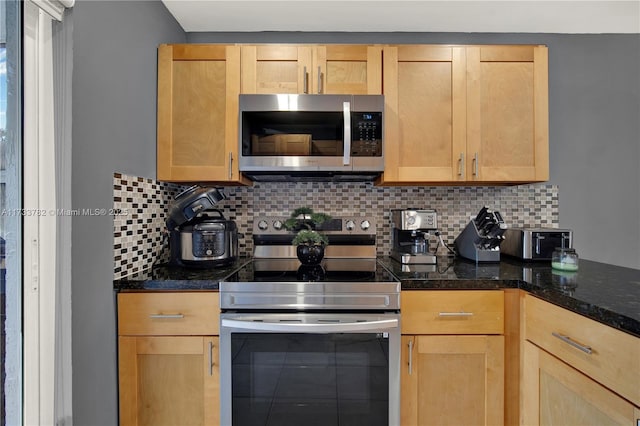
[284,207,331,265]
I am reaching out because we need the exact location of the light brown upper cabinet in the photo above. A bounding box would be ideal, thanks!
[381,44,549,184]
[157,44,250,184]
[466,45,549,182]
[241,45,382,94]
[381,45,467,183]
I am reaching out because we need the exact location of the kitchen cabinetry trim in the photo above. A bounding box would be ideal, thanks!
[367,46,383,95]
[172,44,229,60]
[118,336,138,426]
[157,44,173,180]
[534,45,550,181]
[225,46,242,182]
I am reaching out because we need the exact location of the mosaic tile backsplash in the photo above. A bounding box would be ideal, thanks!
[113,173,184,279]
[113,172,559,279]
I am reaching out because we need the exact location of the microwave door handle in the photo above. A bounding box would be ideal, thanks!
[343,101,351,166]
[535,234,545,255]
[221,317,398,333]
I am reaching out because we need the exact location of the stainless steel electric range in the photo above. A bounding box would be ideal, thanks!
[220,216,401,426]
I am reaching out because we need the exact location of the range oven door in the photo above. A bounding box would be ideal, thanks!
[220,312,400,426]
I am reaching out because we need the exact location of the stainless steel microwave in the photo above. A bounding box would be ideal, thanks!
[238,94,384,181]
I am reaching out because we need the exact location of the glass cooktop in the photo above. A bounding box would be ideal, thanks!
[226,258,397,283]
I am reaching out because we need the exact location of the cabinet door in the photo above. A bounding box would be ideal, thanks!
[466,45,549,182]
[241,45,312,94]
[157,44,247,183]
[522,341,640,425]
[382,46,467,183]
[401,335,504,426]
[312,45,382,94]
[119,336,219,426]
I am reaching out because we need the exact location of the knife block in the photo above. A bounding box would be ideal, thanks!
[454,220,503,263]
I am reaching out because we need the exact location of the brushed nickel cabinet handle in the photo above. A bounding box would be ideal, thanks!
[458,153,464,177]
[438,311,474,317]
[303,66,308,93]
[472,152,478,176]
[208,341,214,376]
[408,339,414,376]
[228,152,233,180]
[317,66,322,93]
[552,332,593,354]
[149,314,184,319]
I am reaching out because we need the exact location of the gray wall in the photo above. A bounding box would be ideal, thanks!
[188,32,640,269]
[71,2,185,424]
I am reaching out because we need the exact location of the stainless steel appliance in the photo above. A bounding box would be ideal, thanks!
[501,228,573,260]
[390,209,438,264]
[251,215,378,259]
[454,206,507,263]
[238,94,384,181]
[219,216,400,426]
[166,186,239,268]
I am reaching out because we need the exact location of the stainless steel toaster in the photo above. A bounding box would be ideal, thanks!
[501,228,573,260]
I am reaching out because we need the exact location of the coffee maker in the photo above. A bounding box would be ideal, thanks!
[390,209,438,264]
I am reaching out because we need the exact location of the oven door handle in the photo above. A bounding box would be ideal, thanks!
[221,317,399,333]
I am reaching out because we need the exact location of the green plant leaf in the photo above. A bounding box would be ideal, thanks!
[284,207,331,246]
[290,207,314,218]
[291,230,329,246]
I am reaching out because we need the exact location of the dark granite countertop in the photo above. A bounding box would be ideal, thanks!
[113,258,251,291]
[379,256,640,338]
[113,256,640,338]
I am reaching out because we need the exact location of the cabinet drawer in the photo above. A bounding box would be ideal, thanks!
[401,290,504,334]
[118,292,219,336]
[524,294,640,405]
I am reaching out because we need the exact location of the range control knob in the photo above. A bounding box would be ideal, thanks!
[345,220,356,231]
[273,220,284,230]
[360,220,371,231]
[257,220,269,231]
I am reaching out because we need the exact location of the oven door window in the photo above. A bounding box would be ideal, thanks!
[231,333,389,426]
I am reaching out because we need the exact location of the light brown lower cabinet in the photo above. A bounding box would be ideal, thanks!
[522,341,640,425]
[401,334,505,426]
[400,290,505,426]
[117,292,220,426]
[118,336,219,426]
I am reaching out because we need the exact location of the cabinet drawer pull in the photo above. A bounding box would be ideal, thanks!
[317,66,322,94]
[552,332,593,354]
[438,311,474,317]
[149,314,185,319]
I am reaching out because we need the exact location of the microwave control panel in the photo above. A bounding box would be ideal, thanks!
[351,112,382,156]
